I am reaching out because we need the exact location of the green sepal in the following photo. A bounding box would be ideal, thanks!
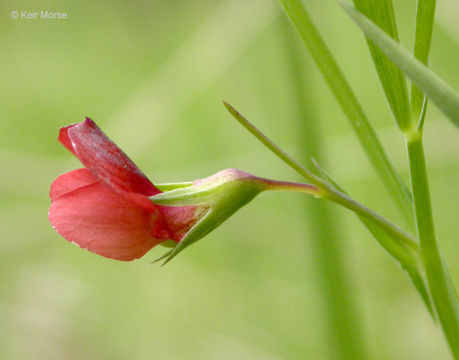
[151,249,173,264]
[150,169,266,264]
[158,240,177,248]
[155,182,193,192]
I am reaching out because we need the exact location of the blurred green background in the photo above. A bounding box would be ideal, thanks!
[1,0,458,359]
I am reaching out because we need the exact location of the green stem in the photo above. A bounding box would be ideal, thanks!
[223,101,419,268]
[406,133,459,358]
[408,1,459,355]
[224,101,436,313]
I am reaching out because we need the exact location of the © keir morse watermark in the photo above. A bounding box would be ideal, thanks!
[11,10,68,20]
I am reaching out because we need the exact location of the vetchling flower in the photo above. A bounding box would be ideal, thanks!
[48,118,319,263]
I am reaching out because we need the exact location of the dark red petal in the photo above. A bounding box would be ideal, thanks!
[48,181,163,261]
[158,205,207,241]
[50,168,98,200]
[60,118,160,198]
[58,124,78,155]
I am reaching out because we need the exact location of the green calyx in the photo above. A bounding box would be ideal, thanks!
[150,168,320,264]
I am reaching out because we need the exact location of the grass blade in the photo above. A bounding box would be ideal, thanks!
[411,0,437,126]
[336,0,459,128]
[279,0,413,225]
[353,0,412,132]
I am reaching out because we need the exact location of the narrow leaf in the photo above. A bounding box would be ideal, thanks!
[279,0,413,224]
[336,0,459,128]
[411,0,437,126]
[353,0,412,132]
[417,96,428,131]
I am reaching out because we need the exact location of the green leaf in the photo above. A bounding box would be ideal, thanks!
[336,0,459,128]
[417,96,428,131]
[353,0,412,132]
[278,0,413,224]
[411,0,437,125]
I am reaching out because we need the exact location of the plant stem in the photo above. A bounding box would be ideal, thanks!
[408,1,459,355]
[280,18,368,358]
[406,133,459,358]
[224,101,437,313]
[223,101,419,269]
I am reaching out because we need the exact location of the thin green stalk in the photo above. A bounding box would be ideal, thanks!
[347,8,426,305]
[223,101,419,270]
[279,0,413,224]
[335,0,459,128]
[353,0,413,132]
[411,0,437,122]
[224,100,437,313]
[281,18,368,359]
[408,1,459,356]
[407,134,459,358]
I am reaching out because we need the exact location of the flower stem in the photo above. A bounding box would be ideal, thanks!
[406,133,459,357]
[223,101,419,271]
[260,179,319,195]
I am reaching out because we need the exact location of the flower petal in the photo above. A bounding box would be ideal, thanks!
[49,180,163,261]
[59,118,160,198]
[50,168,98,200]
[158,205,207,241]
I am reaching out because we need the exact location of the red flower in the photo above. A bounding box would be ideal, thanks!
[49,118,320,263]
[48,118,202,261]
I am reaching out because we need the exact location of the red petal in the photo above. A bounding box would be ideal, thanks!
[59,118,160,199]
[49,181,163,261]
[50,168,98,200]
[158,205,207,241]
[58,124,78,156]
